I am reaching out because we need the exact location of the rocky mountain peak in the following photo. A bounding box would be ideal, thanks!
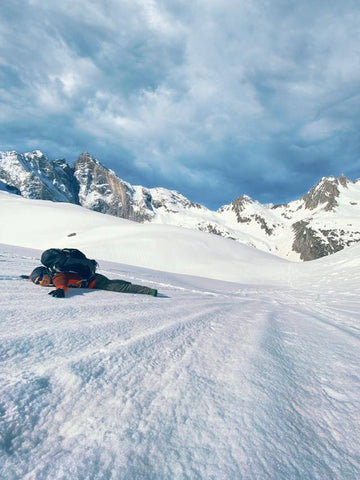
[0,150,79,203]
[73,153,151,222]
[228,195,254,222]
[338,174,350,187]
[232,194,252,208]
[25,149,46,160]
[73,153,109,193]
[301,175,350,212]
[74,152,99,167]
[218,194,252,213]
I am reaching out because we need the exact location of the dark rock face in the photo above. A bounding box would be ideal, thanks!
[292,221,334,261]
[223,196,279,235]
[0,179,21,195]
[292,220,360,261]
[0,151,79,203]
[73,153,152,222]
[227,195,252,222]
[290,175,356,259]
[301,175,349,212]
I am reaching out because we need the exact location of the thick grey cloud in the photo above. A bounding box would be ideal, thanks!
[1,0,359,208]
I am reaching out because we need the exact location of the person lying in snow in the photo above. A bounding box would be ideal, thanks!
[30,266,158,297]
[29,248,158,297]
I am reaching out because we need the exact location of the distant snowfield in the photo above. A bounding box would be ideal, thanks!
[0,192,291,285]
[0,192,359,479]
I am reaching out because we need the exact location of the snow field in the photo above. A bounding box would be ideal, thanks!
[0,191,360,479]
[0,244,359,479]
[0,192,291,286]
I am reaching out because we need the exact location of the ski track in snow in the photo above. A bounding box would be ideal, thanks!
[0,248,360,479]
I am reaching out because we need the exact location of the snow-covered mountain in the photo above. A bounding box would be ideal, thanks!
[215,175,360,261]
[0,150,79,203]
[73,153,154,222]
[1,149,360,261]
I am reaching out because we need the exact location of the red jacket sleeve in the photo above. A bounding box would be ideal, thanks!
[52,272,83,293]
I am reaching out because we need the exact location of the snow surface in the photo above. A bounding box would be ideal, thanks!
[0,191,360,479]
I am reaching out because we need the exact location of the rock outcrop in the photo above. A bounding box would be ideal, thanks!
[73,153,152,222]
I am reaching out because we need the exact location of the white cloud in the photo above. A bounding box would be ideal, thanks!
[299,119,339,141]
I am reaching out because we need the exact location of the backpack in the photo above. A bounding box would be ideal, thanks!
[41,248,98,281]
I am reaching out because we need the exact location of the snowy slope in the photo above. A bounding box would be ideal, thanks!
[0,192,360,480]
[0,191,289,285]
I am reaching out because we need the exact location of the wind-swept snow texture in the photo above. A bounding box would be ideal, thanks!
[0,192,360,480]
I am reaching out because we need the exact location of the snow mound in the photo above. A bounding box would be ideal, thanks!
[0,191,289,285]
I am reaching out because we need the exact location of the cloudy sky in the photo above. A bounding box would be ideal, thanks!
[1,0,359,208]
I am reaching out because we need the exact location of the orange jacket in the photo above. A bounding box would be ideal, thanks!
[53,272,96,293]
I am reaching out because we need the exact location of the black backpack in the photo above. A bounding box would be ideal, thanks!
[41,248,98,280]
